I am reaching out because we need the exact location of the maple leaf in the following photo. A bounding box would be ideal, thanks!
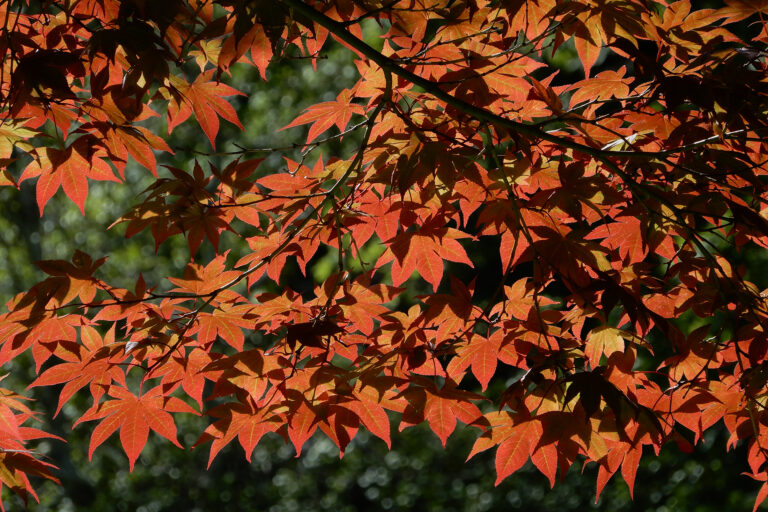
[28,325,126,415]
[587,215,647,264]
[584,326,626,369]
[166,71,244,148]
[336,277,399,336]
[157,348,213,409]
[317,404,359,455]
[399,381,483,446]
[494,419,543,485]
[661,326,721,382]
[19,145,114,215]
[195,400,281,467]
[569,68,631,106]
[195,304,257,351]
[0,119,36,159]
[340,390,393,449]
[281,88,365,143]
[467,411,543,485]
[68,120,170,180]
[570,19,604,79]
[446,333,501,391]
[31,250,107,306]
[424,388,482,447]
[531,442,559,488]
[217,22,275,80]
[168,252,241,296]
[74,385,198,471]
[0,451,59,506]
[287,398,319,456]
[376,221,473,292]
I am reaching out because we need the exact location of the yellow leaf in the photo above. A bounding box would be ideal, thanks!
[0,120,36,159]
[585,326,625,368]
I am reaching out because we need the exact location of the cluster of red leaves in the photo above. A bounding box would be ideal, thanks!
[0,0,768,508]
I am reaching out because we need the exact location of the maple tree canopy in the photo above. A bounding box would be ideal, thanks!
[0,0,767,508]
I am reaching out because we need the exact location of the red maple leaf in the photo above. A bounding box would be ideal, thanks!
[166,71,244,148]
[587,215,647,264]
[29,325,126,415]
[18,145,112,215]
[281,88,365,143]
[376,220,473,292]
[74,385,198,471]
[195,400,282,467]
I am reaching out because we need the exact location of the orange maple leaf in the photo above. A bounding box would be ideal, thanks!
[376,222,473,292]
[75,385,198,471]
[166,71,244,148]
[281,88,365,143]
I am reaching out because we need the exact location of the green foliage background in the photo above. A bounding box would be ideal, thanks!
[0,21,763,512]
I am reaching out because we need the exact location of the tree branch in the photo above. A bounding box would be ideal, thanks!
[278,0,680,162]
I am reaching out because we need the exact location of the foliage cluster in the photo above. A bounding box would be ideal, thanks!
[0,0,767,509]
